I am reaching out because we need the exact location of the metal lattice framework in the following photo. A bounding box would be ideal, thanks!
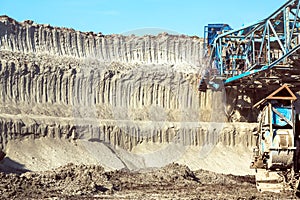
[209,0,300,88]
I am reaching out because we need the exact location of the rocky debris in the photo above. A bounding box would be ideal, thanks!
[195,168,254,185]
[0,163,111,199]
[0,163,294,199]
[107,163,199,192]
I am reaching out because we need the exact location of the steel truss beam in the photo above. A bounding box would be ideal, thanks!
[209,0,300,86]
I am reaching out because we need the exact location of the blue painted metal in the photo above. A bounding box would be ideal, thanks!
[204,24,232,46]
[272,107,292,126]
[205,0,300,86]
[225,43,300,84]
[225,68,267,84]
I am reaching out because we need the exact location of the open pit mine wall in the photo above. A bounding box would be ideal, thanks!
[0,16,256,152]
[0,16,202,64]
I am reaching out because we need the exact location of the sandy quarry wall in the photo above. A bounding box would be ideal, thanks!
[0,16,257,174]
[0,16,202,64]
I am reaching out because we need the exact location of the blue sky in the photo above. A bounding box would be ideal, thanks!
[0,0,286,36]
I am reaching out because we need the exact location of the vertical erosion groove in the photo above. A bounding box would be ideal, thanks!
[0,16,255,151]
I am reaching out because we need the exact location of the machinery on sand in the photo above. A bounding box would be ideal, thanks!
[201,0,300,193]
[252,84,299,192]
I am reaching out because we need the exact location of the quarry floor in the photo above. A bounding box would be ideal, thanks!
[0,134,295,199]
[0,163,295,199]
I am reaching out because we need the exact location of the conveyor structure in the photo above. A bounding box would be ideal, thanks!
[200,0,300,194]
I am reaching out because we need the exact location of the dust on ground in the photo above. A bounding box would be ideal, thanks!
[0,163,294,199]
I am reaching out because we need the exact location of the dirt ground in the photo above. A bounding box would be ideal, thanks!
[0,163,296,199]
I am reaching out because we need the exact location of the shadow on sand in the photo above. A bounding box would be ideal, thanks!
[0,157,30,174]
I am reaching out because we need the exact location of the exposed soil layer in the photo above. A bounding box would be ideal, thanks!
[0,16,290,199]
[0,16,256,176]
[0,163,294,199]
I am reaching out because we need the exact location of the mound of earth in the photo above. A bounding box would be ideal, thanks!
[0,163,294,199]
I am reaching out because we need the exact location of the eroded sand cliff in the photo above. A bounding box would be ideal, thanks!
[0,16,256,175]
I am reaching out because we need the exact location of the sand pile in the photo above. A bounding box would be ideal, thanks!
[1,122,255,175]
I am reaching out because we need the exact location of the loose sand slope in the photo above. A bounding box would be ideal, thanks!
[2,122,254,175]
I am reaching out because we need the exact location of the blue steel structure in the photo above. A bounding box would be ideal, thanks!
[201,0,300,193]
[204,0,300,89]
[204,24,232,48]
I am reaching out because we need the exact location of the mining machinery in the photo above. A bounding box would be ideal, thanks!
[251,84,299,192]
[200,0,300,193]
